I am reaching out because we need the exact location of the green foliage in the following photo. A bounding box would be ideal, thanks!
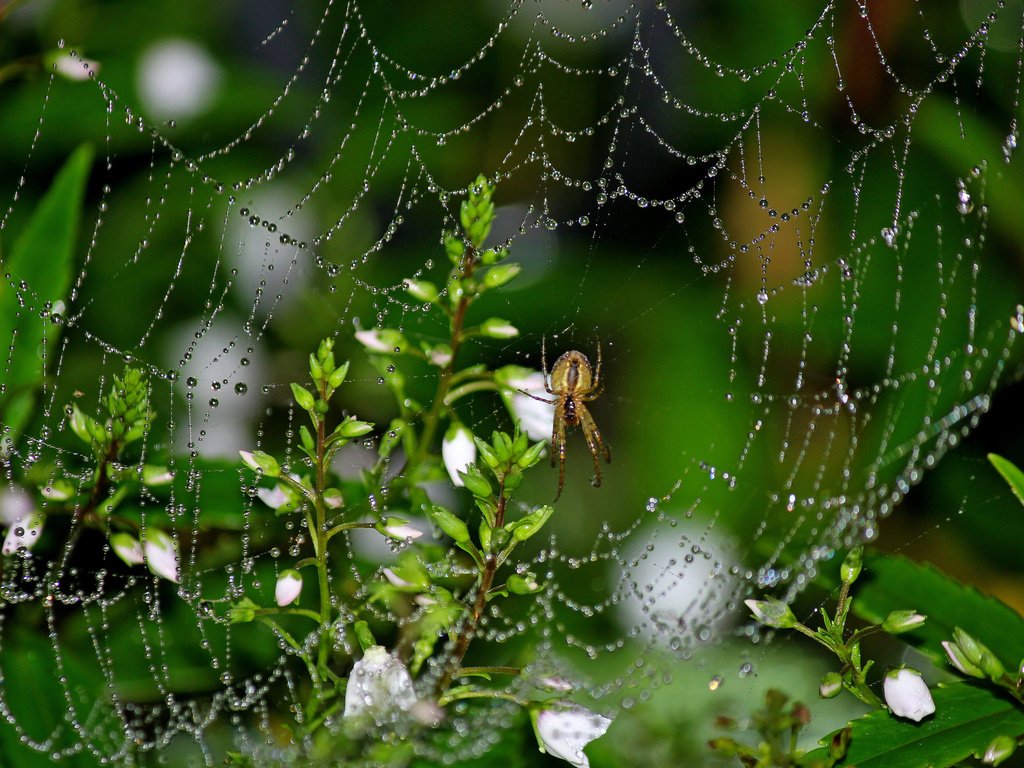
[0,144,92,443]
[852,552,1024,679]
[805,683,1024,768]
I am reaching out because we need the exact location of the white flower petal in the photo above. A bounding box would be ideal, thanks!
[257,486,289,509]
[0,487,34,527]
[883,667,935,722]
[110,533,145,565]
[143,529,180,583]
[506,372,554,442]
[54,52,100,81]
[275,570,303,606]
[343,646,417,719]
[442,425,477,487]
[354,329,392,352]
[382,568,414,588]
[383,523,423,541]
[2,513,44,555]
[536,704,612,767]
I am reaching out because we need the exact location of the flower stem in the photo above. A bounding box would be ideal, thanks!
[435,475,506,694]
[413,248,476,468]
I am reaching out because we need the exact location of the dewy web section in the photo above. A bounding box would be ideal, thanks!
[0,0,1021,764]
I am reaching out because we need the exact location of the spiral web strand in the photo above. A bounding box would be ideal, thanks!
[0,0,1022,763]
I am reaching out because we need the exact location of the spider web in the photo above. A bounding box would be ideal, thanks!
[1,0,1022,764]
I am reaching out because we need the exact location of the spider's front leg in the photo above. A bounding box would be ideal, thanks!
[517,388,556,405]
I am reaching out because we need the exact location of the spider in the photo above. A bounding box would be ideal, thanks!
[520,338,611,500]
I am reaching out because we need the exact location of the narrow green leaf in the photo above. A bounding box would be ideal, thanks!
[989,453,1024,509]
[805,683,1024,768]
[0,144,93,440]
[853,553,1024,674]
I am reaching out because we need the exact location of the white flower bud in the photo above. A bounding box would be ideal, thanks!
[343,646,416,720]
[535,704,612,768]
[505,372,554,442]
[275,569,302,606]
[142,528,179,583]
[110,532,145,565]
[883,667,935,722]
[744,598,797,628]
[378,520,421,544]
[442,424,477,487]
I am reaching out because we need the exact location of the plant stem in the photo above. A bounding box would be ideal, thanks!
[435,475,506,694]
[413,249,476,467]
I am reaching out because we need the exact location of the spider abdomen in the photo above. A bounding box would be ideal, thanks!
[564,397,579,426]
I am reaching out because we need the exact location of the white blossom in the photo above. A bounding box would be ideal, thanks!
[442,424,476,486]
[382,568,414,588]
[381,520,424,541]
[257,485,289,510]
[110,533,145,565]
[535,704,612,767]
[354,329,392,353]
[137,39,222,122]
[275,569,302,606]
[0,487,34,527]
[343,646,416,720]
[2,512,43,555]
[505,371,554,442]
[54,52,100,81]
[143,528,179,583]
[883,667,935,722]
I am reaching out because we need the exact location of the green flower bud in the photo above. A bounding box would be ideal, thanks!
[942,639,984,678]
[327,360,350,389]
[483,263,521,289]
[507,572,542,594]
[819,671,843,699]
[290,383,316,412]
[457,467,493,499]
[840,547,863,584]
[309,353,323,383]
[982,735,1017,765]
[473,436,501,470]
[506,505,554,542]
[479,317,518,339]
[744,598,798,629]
[882,609,926,634]
[239,450,281,478]
[338,418,374,438]
[517,440,547,469]
[228,598,258,624]
[429,505,470,544]
[403,278,438,303]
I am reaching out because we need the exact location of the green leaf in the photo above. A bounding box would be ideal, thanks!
[989,453,1024,509]
[0,144,93,441]
[805,683,1024,768]
[853,553,1024,673]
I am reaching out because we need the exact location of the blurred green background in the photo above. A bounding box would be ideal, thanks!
[3,0,1024,765]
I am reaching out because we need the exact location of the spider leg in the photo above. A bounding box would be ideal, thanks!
[583,340,604,400]
[541,335,553,393]
[578,403,611,489]
[517,388,556,404]
[552,400,567,501]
